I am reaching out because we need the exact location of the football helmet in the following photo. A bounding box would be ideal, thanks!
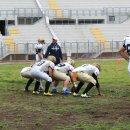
[47,55,56,63]
[93,63,101,71]
[38,37,45,44]
[67,59,75,66]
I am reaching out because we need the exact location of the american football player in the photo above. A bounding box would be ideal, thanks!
[52,59,75,94]
[24,37,45,92]
[119,35,130,74]
[21,56,56,96]
[71,63,101,98]
[35,37,45,62]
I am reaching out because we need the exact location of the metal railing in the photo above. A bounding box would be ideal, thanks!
[0,7,129,18]
[0,7,130,23]
[0,8,43,18]
[0,41,123,60]
[44,9,105,18]
[14,8,43,17]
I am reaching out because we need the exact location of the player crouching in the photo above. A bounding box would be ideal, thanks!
[20,56,56,96]
[71,63,102,98]
[52,59,75,94]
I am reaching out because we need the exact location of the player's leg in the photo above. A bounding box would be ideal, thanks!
[72,72,86,96]
[51,80,59,93]
[70,72,78,92]
[33,80,40,95]
[73,82,84,96]
[20,67,34,91]
[62,76,71,94]
[24,78,34,91]
[38,72,53,96]
[53,70,71,94]
[51,70,61,93]
[44,81,52,94]
[82,82,94,96]
[75,82,84,93]
[81,75,96,98]
[31,69,42,94]
[38,80,43,92]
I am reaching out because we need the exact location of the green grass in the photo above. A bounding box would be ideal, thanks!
[0,60,130,130]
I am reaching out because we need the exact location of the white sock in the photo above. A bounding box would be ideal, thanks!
[63,88,67,91]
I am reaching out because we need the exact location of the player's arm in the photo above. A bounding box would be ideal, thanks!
[48,67,53,78]
[119,46,129,62]
[92,73,101,96]
[68,71,76,85]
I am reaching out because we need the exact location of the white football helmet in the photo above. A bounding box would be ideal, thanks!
[67,59,75,66]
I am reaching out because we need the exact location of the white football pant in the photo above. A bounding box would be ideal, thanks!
[31,68,52,82]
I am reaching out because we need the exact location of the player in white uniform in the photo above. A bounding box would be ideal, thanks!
[52,59,75,94]
[71,63,101,98]
[24,37,45,92]
[21,56,56,96]
[119,35,130,74]
[35,37,45,62]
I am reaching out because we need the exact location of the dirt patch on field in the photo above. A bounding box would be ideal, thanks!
[0,95,130,130]
[84,96,130,124]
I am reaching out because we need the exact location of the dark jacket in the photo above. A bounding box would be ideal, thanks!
[45,43,63,65]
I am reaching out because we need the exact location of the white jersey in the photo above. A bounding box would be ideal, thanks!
[73,64,99,76]
[32,59,55,72]
[54,62,74,74]
[35,43,43,53]
[35,43,44,62]
[123,36,130,55]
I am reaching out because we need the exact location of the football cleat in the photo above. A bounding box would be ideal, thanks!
[24,88,29,92]
[81,93,91,98]
[51,88,58,93]
[73,92,80,97]
[38,87,44,92]
[62,89,71,94]
[43,92,53,96]
[24,86,30,92]
[32,91,40,95]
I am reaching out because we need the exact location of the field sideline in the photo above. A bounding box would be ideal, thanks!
[0,59,130,130]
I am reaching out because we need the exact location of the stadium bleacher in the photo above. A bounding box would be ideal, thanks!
[0,0,38,9]
[57,0,130,9]
[0,0,130,60]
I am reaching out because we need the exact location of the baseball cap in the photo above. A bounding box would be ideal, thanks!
[52,36,58,40]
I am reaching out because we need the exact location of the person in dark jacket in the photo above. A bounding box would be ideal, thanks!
[45,36,63,65]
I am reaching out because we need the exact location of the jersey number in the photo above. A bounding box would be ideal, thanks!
[57,63,65,67]
[37,61,45,66]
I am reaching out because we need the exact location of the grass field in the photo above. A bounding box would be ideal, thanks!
[0,59,130,130]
